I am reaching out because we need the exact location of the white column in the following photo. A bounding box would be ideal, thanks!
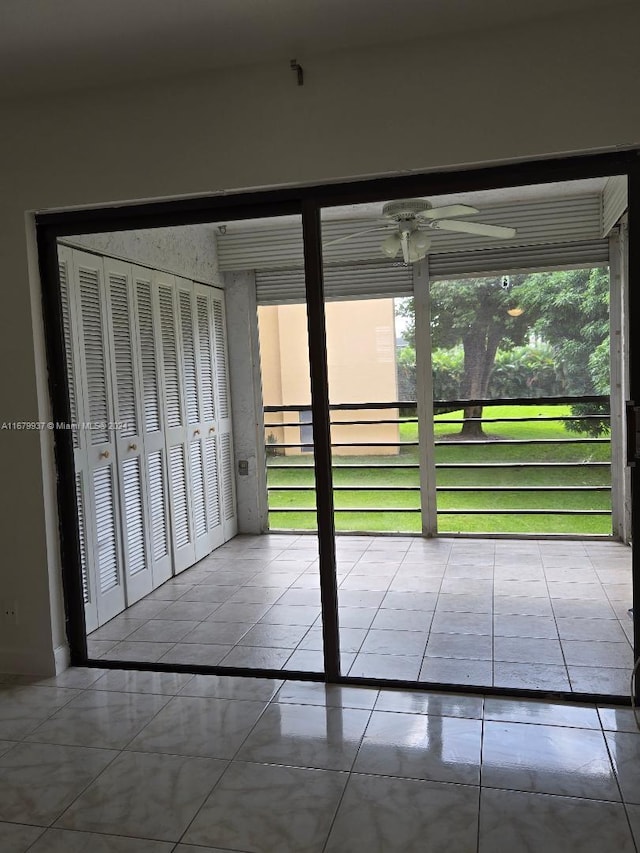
[609,223,631,543]
[224,271,269,534]
[413,259,437,536]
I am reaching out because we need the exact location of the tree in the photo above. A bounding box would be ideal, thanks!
[516,267,609,393]
[396,266,610,438]
[516,266,610,435]
[398,276,530,436]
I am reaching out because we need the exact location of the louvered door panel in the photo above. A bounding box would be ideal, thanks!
[133,267,172,586]
[71,250,125,628]
[105,258,153,605]
[121,458,147,577]
[221,433,235,522]
[78,264,109,446]
[93,466,119,593]
[58,252,81,449]
[158,273,196,571]
[205,434,221,529]
[196,293,215,422]
[58,245,99,633]
[169,444,191,550]
[136,279,161,433]
[190,440,207,539]
[192,283,224,556]
[213,297,230,419]
[148,450,169,563]
[211,290,237,539]
[89,450,124,623]
[178,286,199,426]
[75,473,90,605]
[159,283,182,429]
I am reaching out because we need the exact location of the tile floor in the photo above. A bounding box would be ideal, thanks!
[1,667,640,851]
[88,534,634,696]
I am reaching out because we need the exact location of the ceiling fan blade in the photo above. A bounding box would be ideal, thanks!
[434,219,517,239]
[323,225,391,248]
[420,204,479,220]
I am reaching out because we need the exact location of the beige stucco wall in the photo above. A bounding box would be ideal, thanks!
[0,4,639,673]
[258,298,402,455]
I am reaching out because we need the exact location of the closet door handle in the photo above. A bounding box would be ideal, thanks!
[128,443,137,451]
[209,426,216,434]
[194,429,201,436]
[99,450,110,459]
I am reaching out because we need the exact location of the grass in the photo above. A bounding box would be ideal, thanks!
[267,405,612,536]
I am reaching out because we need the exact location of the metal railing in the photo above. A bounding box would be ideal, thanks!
[264,396,611,529]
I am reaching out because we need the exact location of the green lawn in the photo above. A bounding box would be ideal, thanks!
[267,405,612,535]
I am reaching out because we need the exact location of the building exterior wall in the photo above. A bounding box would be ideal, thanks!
[258,299,401,455]
[0,5,639,673]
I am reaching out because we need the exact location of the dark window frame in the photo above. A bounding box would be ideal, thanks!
[36,148,640,704]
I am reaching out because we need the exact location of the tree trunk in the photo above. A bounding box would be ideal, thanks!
[459,323,503,438]
[460,404,484,437]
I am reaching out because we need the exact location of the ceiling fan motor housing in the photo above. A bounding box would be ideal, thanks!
[381,199,432,220]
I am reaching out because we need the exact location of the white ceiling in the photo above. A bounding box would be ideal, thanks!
[219,178,610,230]
[0,0,629,100]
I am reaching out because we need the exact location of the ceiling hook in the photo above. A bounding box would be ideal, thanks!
[290,59,304,86]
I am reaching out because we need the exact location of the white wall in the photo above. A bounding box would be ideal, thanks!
[1,5,639,673]
[65,225,221,284]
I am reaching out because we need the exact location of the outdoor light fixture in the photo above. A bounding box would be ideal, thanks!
[381,229,431,264]
[507,307,524,317]
[381,233,402,258]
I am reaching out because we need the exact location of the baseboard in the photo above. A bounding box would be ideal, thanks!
[54,643,71,674]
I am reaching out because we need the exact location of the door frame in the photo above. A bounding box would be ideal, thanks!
[37,148,640,704]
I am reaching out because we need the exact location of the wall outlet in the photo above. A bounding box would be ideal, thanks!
[1,601,18,625]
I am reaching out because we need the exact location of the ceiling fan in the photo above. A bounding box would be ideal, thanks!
[324,198,517,264]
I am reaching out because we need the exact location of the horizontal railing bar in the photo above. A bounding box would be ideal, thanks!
[266,441,420,450]
[266,442,419,449]
[266,419,419,428]
[267,485,612,493]
[437,485,611,492]
[432,395,608,410]
[434,438,609,446]
[269,485,420,491]
[435,414,610,424]
[265,403,406,412]
[264,395,609,413]
[437,462,610,469]
[266,437,609,449]
[267,461,610,470]
[269,508,611,515]
[271,507,419,512]
[437,509,611,516]
[266,415,607,428]
[267,463,419,470]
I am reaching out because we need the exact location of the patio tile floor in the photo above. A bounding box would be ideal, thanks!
[88,534,634,697]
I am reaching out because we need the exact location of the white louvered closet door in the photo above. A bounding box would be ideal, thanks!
[57,246,98,633]
[176,278,210,562]
[132,266,172,586]
[211,288,238,540]
[104,258,154,605]
[156,271,196,572]
[193,283,225,557]
[72,250,125,625]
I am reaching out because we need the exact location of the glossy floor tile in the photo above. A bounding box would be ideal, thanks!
[56,750,227,841]
[482,720,621,800]
[5,667,640,851]
[478,787,635,853]
[324,773,480,853]
[184,761,347,853]
[86,535,633,697]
